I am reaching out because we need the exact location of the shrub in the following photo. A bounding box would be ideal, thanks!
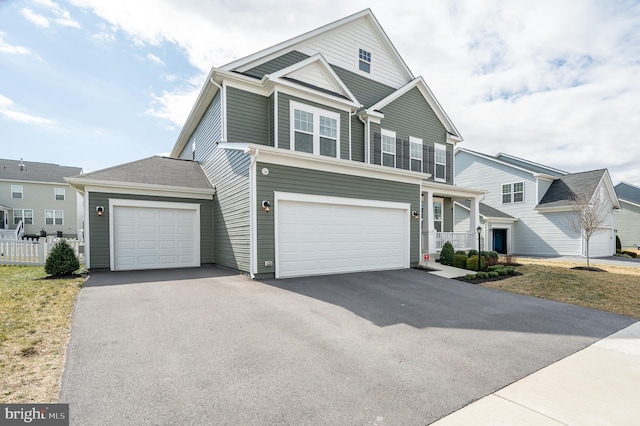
[487,265,503,272]
[616,253,632,258]
[497,268,508,276]
[502,253,519,266]
[616,235,622,253]
[487,271,499,278]
[455,250,467,256]
[465,273,477,280]
[476,271,488,279]
[467,249,478,257]
[45,241,80,277]
[453,253,469,269]
[466,255,486,271]
[440,241,455,266]
[622,250,638,258]
[505,266,516,275]
[484,251,499,266]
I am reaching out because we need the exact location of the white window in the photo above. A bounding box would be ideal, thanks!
[410,136,423,172]
[54,188,65,201]
[11,185,23,199]
[358,48,371,73]
[14,209,33,225]
[433,198,443,232]
[502,182,524,204]
[381,129,396,168]
[434,143,446,181]
[291,102,340,158]
[45,210,63,225]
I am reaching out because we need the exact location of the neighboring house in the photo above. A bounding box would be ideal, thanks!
[614,182,640,249]
[67,9,484,278]
[454,200,517,254]
[455,149,620,257]
[0,158,83,239]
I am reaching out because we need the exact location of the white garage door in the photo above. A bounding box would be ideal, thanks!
[275,193,410,278]
[588,227,614,258]
[110,200,200,271]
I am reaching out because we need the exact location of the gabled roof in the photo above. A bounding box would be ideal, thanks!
[0,158,82,184]
[67,156,213,191]
[456,200,516,220]
[615,182,640,206]
[455,148,564,179]
[367,76,462,141]
[221,9,414,84]
[537,169,619,209]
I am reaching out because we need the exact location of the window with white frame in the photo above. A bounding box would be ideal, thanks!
[291,102,339,158]
[381,129,396,168]
[358,48,371,73]
[410,136,423,172]
[11,185,23,199]
[45,210,63,225]
[54,188,65,201]
[434,143,446,181]
[14,209,33,225]
[502,181,524,203]
[433,198,443,232]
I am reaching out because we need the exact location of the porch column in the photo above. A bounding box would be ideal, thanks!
[469,196,480,249]
[425,191,435,253]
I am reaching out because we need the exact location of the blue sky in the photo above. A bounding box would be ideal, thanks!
[1,0,639,184]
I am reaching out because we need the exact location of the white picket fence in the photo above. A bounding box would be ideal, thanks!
[0,237,84,266]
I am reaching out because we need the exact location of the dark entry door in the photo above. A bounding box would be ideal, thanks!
[493,229,507,254]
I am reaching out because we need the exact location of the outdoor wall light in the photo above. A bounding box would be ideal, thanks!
[262,201,271,213]
[96,206,104,216]
[412,210,420,220]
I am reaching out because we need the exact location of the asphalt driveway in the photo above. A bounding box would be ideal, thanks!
[59,267,635,425]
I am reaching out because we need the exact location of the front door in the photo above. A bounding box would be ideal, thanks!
[493,228,508,254]
[0,210,6,230]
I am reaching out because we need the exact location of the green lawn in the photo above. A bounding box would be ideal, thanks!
[0,265,85,403]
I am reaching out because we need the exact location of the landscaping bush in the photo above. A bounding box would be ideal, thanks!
[616,235,622,253]
[487,265,503,272]
[455,250,467,256]
[466,255,486,271]
[440,241,455,266]
[484,251,499,266]
[487,271,499,278]
[502,253,519,266]
[505,266,516,275]
[467,249,478,257]
[465,273,477,280]
[497,268,508,276]
[45,241,80,277]
[453,253,468,269]
[622,250,638,258]
[476,271,488,279]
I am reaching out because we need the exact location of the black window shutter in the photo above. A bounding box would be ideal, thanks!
[373,132,382,165]
[402,138,410,170]
[446,149,452,183]
[395,138,403,169]
[422,144,430,174]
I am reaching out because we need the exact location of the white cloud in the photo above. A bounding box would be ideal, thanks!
[147,53,165,66]
[0,32,31,55]
[22,0,81,29]
[0,94,54,125]
[21,8,50,27]
[145,82,202,129]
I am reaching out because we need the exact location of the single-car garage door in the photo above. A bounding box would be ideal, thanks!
[110,199,201,271]
[587,227,614,258]
[275,193,410,278]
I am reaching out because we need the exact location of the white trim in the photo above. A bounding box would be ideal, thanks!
[409,136,423,173]
[44,209,64,226]
[290,100,340,158]
[433,197,443,232]
[221,81,228,141]
[434,143,446,182]
[620,198,640,209]
[11,184,23,199]
[381,129,396,168]
[496,152,568,175]
[273,191,411,278]
[273,90,279,148]
[66,179,214,200]
[54,187,65,201]
[502,181,525,204]
[357,47,373,75]
[249,155,257,278]
[108,199,201,272]
[84,191,91,268]
[455,147,565,179]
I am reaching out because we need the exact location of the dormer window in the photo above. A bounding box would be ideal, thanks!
[358,48,371,73]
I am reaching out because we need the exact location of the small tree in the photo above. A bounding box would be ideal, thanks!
[440,241,455,265]
[45,241,80,277]
[567,191,610,270]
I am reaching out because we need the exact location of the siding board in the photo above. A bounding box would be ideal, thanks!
[227,87,269,145]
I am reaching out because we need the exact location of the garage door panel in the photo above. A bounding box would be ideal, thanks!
[277,198,409,278]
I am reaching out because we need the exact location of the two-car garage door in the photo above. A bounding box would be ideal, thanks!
[110,200,200,271]
[275,193,410,278]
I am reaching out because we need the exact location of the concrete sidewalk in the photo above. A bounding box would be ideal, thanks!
[433,321,640,425]
[426,262,470,279]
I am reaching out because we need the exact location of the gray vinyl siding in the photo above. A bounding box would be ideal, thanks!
[268,93,275,146]
[227,87,269,145]
[455,151,582,256]
[373,87,452,183]
[351,115,365,162]
[2,181,79,238]
[443,198,454,232]
[243,51,310,79]
[179,91,222,161]
[617,201,640,248]
[331,65,396,108]
[255,162,421,277]
[277,93,349,160]
[86,192,214,270]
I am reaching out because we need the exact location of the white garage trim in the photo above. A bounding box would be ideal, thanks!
[109,199,201,271]
[274,192,411,278]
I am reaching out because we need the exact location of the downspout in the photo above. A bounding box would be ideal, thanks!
[249,148,258,279]
[209,76,226,142]
[348,110,354,161]
[357,113,369,163]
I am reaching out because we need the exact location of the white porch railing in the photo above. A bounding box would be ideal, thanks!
[0,236,84,266]
[0,220,23,240]
[423,231,475,252]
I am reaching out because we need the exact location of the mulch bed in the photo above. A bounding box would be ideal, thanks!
[453,272,523,285]
[570,266,607,272]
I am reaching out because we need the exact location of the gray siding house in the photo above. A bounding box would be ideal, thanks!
[455,149,620,257]
[614,182,640,249]
[68,9,484,277]
[0,158,82,239]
